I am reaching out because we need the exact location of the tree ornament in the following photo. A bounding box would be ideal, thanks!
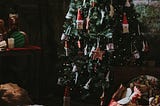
[72,64,77,72]
[64,41,69,56]
[65,7,73,19]
[83,78,92,90]
[131,42,140,59]
[76,8,84,29]
[63,86,71,106]
[109,3,114,18]
[142,41,149,52]
[92,47,105,60]
[105,70,110,88]
[125,0,131,7]
[100,90,105,106]
[122,13,129,33]
[132,50,140,59]
[106,37,114,51]
[75,72,79,84]
[106,43,114,52]
[86,16,90,30]
[83,0,86,6]
[100,9,105,24]
[86,8,91,30]
[96,38,100,48]
[84,44,88,55]
[89,46,96,57]
[105,71,110,82]
[61,26,71,40]
[77,39,81,48]
[61,33,67,41]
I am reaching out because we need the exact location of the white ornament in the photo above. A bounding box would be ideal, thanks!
[89,46,95,57]
[83,0,86,6]
[100,9,105,24]
[61,33,67,40]
[75,72,79,84]
[106,43,114,52]
[65,8,73,19]
[72,65,77,72]
[125,0,131,7]
[83,78,92,90]
[64,47,69,56]
[105,71,110,82]
[133,50,140,59]
[84,44,88,55]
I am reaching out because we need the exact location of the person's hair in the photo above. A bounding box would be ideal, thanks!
[0,83,33,106]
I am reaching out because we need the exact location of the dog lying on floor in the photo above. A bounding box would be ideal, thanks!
[0,83,33,106]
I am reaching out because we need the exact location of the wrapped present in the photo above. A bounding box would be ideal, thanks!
[109,84,141,106]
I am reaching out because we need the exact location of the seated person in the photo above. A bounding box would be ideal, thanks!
[7,13,28,48]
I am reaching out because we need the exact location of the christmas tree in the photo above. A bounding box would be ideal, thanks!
[57,0,149,106]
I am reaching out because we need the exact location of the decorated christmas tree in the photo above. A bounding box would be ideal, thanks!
[57,0,149,106]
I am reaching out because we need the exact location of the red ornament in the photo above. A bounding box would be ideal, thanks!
[64,41,68,48]
[123,13,128,24]
[92,47,105,60]
[64,86,70,97]
[76,8,83,29]
[122,13,129,33]
[63,86,70,106]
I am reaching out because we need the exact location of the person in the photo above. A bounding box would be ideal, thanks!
[0,19,7,41]
[0,83,33,106]
[7,11,28,47]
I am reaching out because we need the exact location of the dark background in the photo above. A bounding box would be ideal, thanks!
[0,0,65,105]
[0,0,160,106]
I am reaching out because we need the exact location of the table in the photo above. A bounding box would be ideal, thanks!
[0,45,41,56]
